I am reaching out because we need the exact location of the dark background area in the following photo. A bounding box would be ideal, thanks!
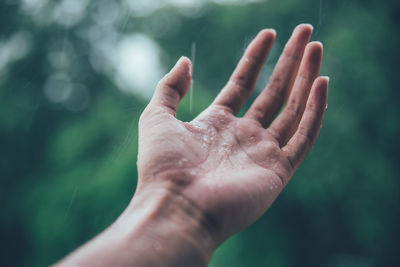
[0,0,399,266]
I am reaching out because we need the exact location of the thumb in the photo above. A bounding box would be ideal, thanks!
[150,56,192,116]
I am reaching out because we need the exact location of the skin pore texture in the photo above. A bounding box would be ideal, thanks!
[55,24,329,267]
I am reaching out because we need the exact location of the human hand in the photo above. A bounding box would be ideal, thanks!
[55,24,329,267]
[136,24,328,247]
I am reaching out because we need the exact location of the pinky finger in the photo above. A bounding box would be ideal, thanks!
[282,76,329,170]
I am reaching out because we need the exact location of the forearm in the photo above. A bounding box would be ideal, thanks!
[55,184,216,267]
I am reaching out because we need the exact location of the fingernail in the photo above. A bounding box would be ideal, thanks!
[321,76,330,83]
[258,28,276,38]
[304,23,314,30]
[268,28,276,35]
[310,41,323,48]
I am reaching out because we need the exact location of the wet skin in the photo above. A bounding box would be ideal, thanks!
[138,24,328,245]
[56,24,329,267]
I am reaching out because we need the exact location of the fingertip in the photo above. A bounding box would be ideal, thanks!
[269,28,277,36]
[290,24,313,44]
[307,41,323,51]
[179,56,192,66]
[305,41,323,61]
[313,76,329,103]
[256,29,276,46]
[182,56,193,78]
[296,23,314,32]
[166,56,193,86]
[259,28,277,38]
[158,56,193,102]
[320,76,330,83]
[317,76,330,88]
[173,56,192,76]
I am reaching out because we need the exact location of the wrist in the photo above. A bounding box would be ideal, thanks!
[119,182,217,266]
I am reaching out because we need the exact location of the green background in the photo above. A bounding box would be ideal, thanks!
[1,0,399,266]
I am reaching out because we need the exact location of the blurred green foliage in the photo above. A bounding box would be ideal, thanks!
[1,0,399,266]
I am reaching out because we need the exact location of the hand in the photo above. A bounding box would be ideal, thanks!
[55,24,329,267]
[137,24,328,245]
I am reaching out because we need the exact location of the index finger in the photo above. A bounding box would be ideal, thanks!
[212,29,276,114]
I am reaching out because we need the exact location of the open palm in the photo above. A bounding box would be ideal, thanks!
[137,24,328,244]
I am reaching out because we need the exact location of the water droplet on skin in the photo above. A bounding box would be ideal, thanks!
[228,80,237,87]
[218,142,231,155]
[178,158,189,167]
[192,120,207,130]
[218,109,226,115]
[249,136,256,143]
[325,104,328,110]
[269,185,274,190]
[244,57,249,63]
[203,135,211,143]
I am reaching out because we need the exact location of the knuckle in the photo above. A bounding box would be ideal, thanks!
[231,76,250,92]
[285,103,302,119]
[269,76,283,88]
[298,127,314,147]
